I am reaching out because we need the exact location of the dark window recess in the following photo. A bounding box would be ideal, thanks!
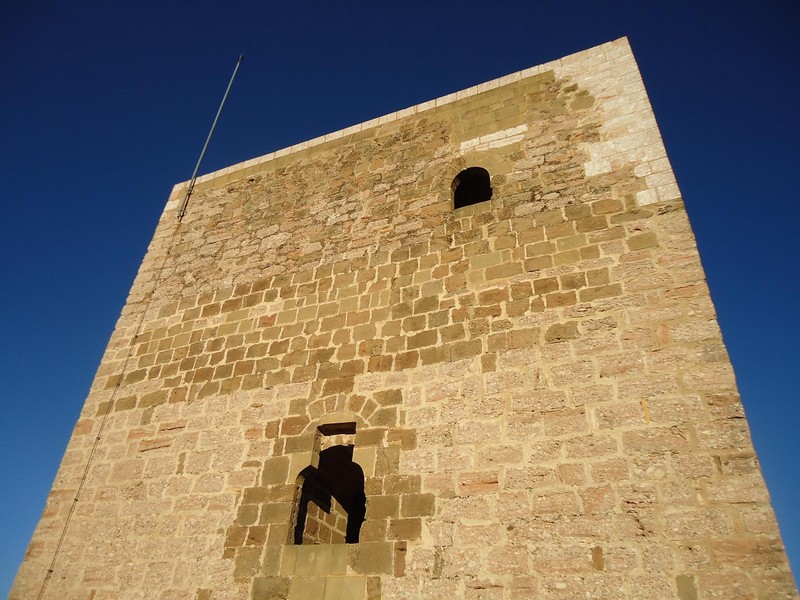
[293,445,366,544]
[453,167,492,209]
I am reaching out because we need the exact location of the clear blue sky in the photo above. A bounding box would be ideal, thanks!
[1,1,798,594]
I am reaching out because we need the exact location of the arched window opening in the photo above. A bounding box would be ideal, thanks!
[453,166,492,209]
[293,444,366,545]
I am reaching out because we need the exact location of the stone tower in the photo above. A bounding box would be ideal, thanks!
[13,38,797,599]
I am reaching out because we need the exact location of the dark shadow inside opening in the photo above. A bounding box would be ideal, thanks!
[453,166,492,209]
[293,445,366,544]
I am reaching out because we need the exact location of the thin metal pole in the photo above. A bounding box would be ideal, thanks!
[178,54,244,221]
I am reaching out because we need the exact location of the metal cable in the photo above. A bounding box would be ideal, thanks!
[37,53,243,597]
[37,215,183,599]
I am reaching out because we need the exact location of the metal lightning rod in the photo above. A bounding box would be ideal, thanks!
[178,54,244,221]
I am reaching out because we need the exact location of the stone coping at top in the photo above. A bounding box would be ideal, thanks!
[168,37,629,203]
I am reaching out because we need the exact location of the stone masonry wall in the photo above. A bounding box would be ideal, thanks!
[13,38,798,600]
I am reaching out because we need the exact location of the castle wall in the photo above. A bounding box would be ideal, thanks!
[13,38,797,600]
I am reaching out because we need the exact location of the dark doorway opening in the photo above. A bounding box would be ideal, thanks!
[293,445,366,544]
[453,166,492,209]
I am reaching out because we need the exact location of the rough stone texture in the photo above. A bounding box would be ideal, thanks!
[13,38,798,599]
